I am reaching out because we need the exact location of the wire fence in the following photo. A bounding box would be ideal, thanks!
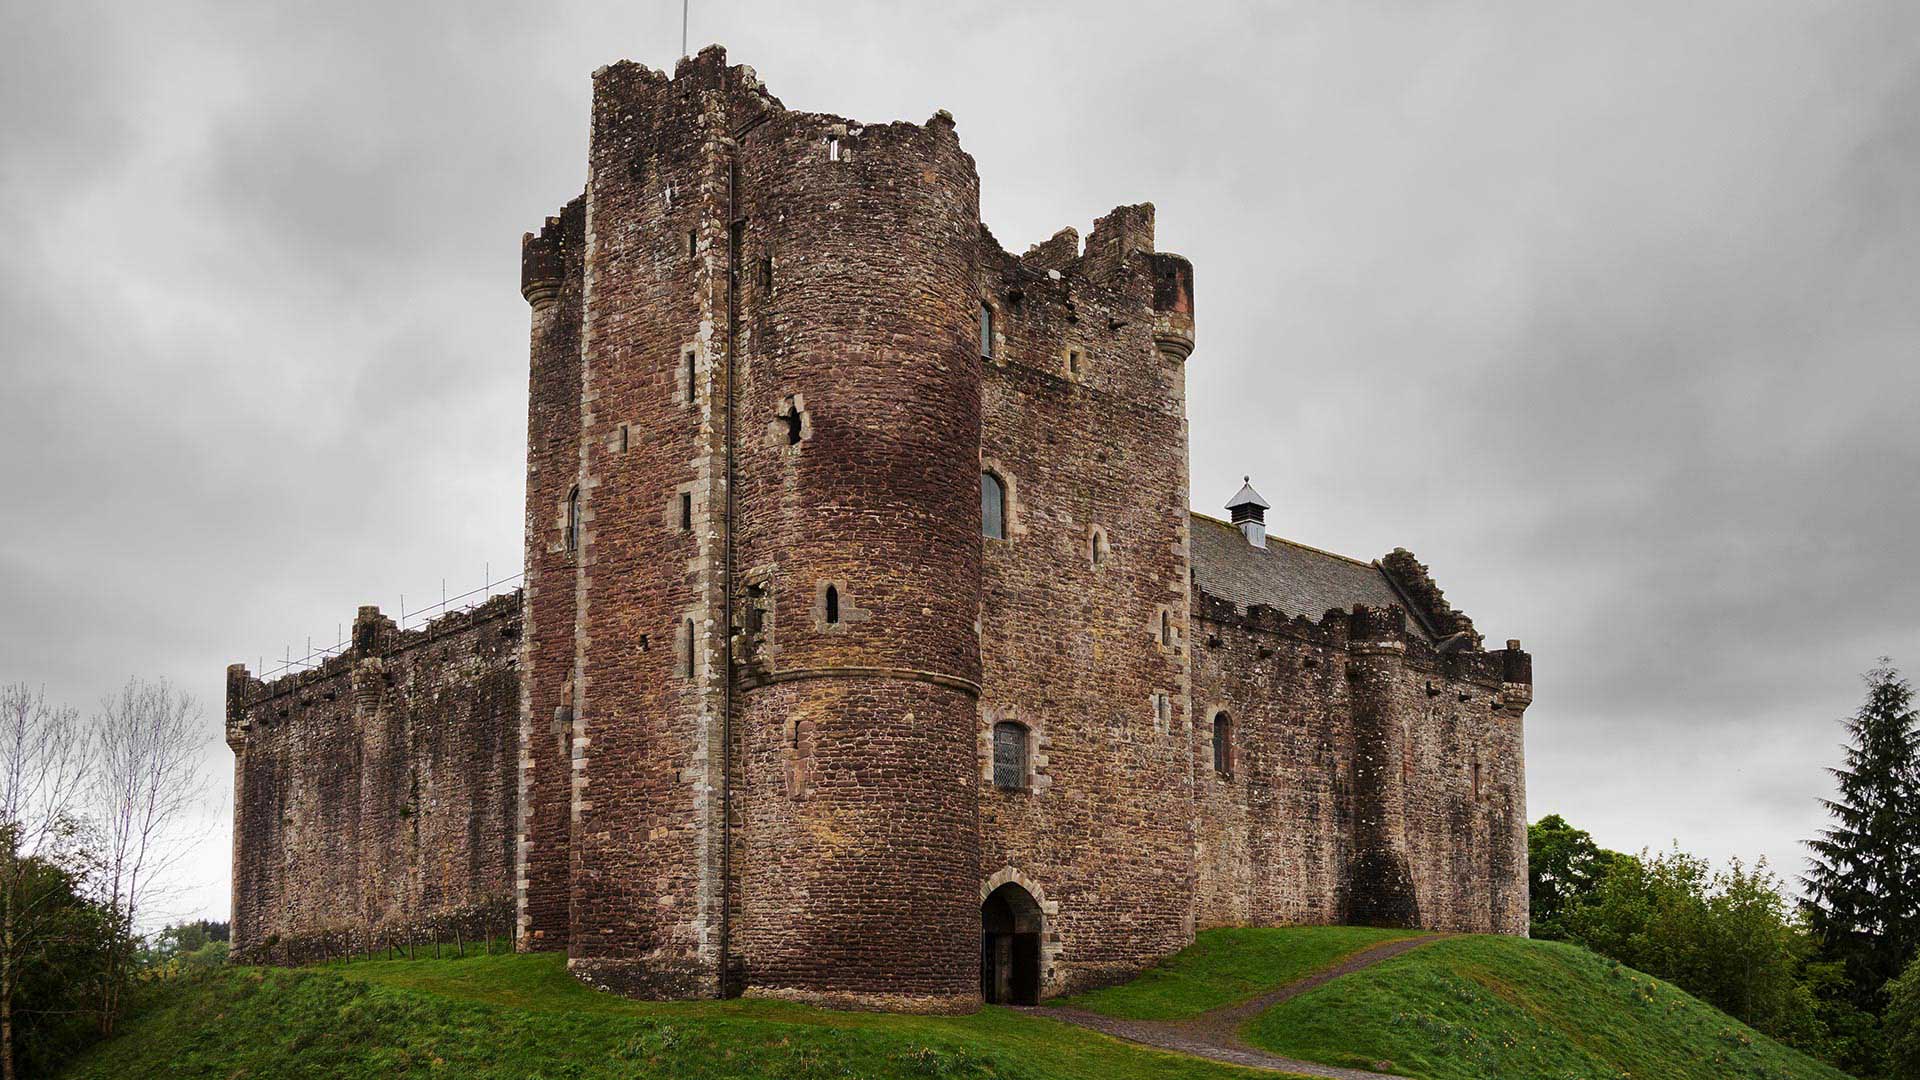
[252,565,524,683]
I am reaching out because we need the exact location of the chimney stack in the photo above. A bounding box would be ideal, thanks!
[1226,477,1270,549]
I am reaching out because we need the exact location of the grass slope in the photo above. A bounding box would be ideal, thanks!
[57,951,1279,1080]
[1061,925,1422,1020]
[1243,934,1851,1080]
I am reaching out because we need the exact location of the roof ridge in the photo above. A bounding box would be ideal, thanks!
[1187,511,1379,570]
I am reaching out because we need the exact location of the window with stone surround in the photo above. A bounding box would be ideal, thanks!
[679,492,693,533]
[564,485,580,555]
[979,302,995,359]
[1212,712,1233,776]
[824,584,840,625]
[1089,525,1110,567]
[992,721,1028,791]
[981,471,1007,540]
[683,347,698,404]
[679,617,696,679]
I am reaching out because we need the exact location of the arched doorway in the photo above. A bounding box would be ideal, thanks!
[980,882,1042,1005]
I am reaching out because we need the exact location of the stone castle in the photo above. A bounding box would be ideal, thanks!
[225,47,1534,1012]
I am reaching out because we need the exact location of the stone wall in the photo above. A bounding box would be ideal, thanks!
[1189,593,1530,935]
[975,206,1201,996]
[225,596,520,961]
[517,197,584,952]
[724,98,987,1011]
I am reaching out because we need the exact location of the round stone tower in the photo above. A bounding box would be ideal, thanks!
[727,108,985,1012]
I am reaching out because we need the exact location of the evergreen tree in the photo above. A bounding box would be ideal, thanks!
[1804,660,1920,1010]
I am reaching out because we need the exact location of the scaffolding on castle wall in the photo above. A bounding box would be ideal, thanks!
[250,564,525,683]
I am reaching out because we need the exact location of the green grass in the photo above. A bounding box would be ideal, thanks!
[57,950,1283,1080]
[1060,925,1423,1020]
[1241,934,1852,1080]
[57,930,1857,1080]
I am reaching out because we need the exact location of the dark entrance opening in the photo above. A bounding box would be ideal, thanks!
[980,882,1042,1005]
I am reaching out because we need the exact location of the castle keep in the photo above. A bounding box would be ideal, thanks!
[225,48,1534,1011]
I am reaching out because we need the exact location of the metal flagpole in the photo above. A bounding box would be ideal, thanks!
[682,0,689,58]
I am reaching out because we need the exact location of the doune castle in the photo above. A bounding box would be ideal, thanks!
[224,47,1534,1012]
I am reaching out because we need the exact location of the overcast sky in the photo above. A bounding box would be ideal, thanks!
[4,0,1916,926]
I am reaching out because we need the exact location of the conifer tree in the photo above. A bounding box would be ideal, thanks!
[1804,660,1920,1007]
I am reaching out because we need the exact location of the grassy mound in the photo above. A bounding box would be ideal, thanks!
[1242,934,1850,1080]
[1060,925,1422,1020]
[57,951,1277,1080]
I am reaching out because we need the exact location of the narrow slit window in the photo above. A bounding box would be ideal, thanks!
[681,618,696,679]
[1160,610,1173,646]
[760,254,774,291]
[1472,760,1482,800]
[564,485,581,554]
[688,230,698,258]
[785,409,803,446]
[679,492,693,532]
[1212,713,1232,775]
[684,348,697,404]
[992,721,1028,791]
[824,584,840,624]
[618,424,629,453]
[979,302,994,359]
[981,471,1006,540]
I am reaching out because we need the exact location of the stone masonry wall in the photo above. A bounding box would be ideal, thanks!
[517,197,585,951]
[725,91,986,1012]
[225,595,520,961]
[1189,593,1530,935]
[975,207,1200,996]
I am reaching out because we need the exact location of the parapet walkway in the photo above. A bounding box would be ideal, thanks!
[1025,933,1441,1079]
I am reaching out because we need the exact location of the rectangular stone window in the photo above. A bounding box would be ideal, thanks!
[680,492,692,532]
[992,722,1028,791]
[683,348,697,404]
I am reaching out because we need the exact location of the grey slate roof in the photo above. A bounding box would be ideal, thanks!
[1189,512,1418,631]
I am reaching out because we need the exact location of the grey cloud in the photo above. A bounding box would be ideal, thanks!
[4,0,1917,919]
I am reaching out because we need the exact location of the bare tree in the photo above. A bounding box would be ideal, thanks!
[90,678,205,1035]
[0,684,92,1080]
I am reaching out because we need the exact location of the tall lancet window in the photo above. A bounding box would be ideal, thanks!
[981,471,1007,540]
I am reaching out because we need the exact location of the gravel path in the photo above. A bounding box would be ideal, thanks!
[1025,933,1441,1078]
